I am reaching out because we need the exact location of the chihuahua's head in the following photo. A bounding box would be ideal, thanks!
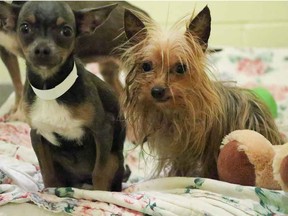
[0,1,116,78]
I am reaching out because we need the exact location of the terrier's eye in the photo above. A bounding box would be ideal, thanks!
[141,62,153,72]
[61,26,73,37]
[19,23,31,34]
[175,63,187,74]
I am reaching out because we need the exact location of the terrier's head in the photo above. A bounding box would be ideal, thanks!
[121,6,221,158]
[122,6,213,112]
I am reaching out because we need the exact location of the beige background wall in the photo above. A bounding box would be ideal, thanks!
[1,1,288,84]
[130,1,288,48]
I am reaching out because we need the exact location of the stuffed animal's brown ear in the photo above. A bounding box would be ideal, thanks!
[124,9,147,43]
[0,1,22,31]
[74,3,117,35]
[186,6,211,51]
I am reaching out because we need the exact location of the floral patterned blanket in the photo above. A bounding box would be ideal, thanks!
[209,47,288,137]
[1,47,288,215]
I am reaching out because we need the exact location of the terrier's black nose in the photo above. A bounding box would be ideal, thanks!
[34,45,51,57]
[151,86,166,99]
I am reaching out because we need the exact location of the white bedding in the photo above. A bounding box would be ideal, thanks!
[1,47,288,215]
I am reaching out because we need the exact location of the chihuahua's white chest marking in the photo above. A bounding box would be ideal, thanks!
[0,32,21,56]
[30,98,85,146]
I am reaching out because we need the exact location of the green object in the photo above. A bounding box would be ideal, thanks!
[251,87,278,118]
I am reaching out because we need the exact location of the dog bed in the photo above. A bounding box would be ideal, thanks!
[0,47,288,215]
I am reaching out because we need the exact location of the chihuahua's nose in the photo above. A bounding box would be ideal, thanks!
[151,86,166,99]
[34,45,51,57]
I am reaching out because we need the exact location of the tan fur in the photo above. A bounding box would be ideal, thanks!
[26,15,36,24]
[121,12,283,178]
[92,153,120,191]
[56,17,65,26]
[70,102,95,126]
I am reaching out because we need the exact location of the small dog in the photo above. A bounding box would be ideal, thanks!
[0,1,24,115]
[121,7,284,179]
[1,1,126,191]
[0,1,148,119]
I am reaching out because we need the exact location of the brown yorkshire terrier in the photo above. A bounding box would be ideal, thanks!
[120,6,284,179]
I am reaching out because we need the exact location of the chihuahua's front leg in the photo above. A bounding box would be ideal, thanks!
[30,129,64,188]
[92,117,120,191]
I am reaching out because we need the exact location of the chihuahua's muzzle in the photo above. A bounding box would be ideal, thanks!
[29,41,60,69]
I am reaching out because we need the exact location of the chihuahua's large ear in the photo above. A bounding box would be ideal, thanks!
[0,1,22,31]
[187,6,211,51]
[74,3,117,35]
[124,9,147,43]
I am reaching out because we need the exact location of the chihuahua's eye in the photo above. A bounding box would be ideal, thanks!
[175,63,187,74]
[141,62,153,72]
[61,26,73,37]
[19,23,31,34]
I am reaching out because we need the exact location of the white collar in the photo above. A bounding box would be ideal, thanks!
[30,63,78,100]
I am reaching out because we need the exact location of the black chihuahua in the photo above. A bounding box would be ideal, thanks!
[0,1,125,191]
[0,1,148,120]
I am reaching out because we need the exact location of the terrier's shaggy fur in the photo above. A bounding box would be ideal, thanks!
[121,7,283,179]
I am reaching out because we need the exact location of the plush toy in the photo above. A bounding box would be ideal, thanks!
[217,130,288,191]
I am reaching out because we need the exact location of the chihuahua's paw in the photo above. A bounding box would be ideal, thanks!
[79,183,94,190]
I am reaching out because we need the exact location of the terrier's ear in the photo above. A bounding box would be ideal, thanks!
[124,9,147,43]
[187,6,211,50]
[0,1,22,31]
[74,3,117,35]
